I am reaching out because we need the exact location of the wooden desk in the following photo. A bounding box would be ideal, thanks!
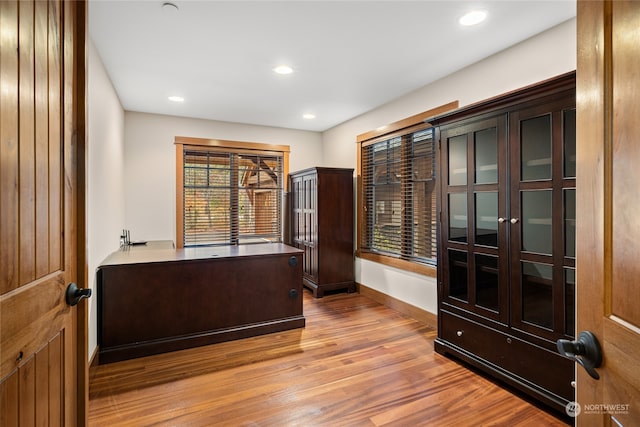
[97,242,305,364]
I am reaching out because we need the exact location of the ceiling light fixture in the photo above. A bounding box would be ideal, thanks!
[303,113,316,120]
[273,65,294,75]
[168,96,184,102]
[459,10,487,26]
[162,2,179,13]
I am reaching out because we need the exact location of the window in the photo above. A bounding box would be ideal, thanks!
[175,137,289,248]
[357,102,458,274]
[361,127,436,264]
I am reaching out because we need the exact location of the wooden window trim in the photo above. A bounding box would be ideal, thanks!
[175,137,290,249]
[356,101,459,276]
[356,101,459,143]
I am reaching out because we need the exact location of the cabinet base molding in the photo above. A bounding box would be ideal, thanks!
[304,278,355,298]
[435,339,572,420]
[357,283,437,329]
[100,316,306,365]
[436,310,573,416]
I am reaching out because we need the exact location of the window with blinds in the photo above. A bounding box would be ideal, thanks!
[360,127,437,265]
[180,145,285,247]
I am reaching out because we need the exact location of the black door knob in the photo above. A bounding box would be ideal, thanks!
[66,282,92,306]
[557,331,602,380]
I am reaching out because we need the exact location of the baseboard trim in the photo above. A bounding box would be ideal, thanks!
[357,283,437,330]
[89,346,99,368]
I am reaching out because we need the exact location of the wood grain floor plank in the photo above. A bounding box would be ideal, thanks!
[89,291,569,426]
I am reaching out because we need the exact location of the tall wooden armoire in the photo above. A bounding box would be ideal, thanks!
[432,72,577,414]
[289,167,355,297]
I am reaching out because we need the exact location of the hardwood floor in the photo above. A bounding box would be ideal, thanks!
[88,291,570,426]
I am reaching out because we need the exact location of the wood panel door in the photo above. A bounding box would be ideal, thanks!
[0,1,87,426]
[576,0,640,425]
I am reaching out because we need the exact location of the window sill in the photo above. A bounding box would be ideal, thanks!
[356,251,437,278]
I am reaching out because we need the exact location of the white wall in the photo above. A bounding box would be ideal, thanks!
[86,37,126,359]
[123,113,324,243]
[323,18,577,316]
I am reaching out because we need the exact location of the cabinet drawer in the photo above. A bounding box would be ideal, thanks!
[439,310,574,403]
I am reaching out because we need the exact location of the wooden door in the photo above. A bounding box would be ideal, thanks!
[576,0,640,425]
[0,1,87,426]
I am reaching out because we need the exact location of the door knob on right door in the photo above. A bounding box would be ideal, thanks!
[557,331,603,380]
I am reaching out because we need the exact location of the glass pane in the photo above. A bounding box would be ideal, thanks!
[475,254,499,311]
[449,250,468,301]
[564,109,577,178]
[522,190,552,254]
[388,138,402,184]
[449,193,467,243]
[388,159,402,183]
[373,163,388,184]
[565,189,576,258]
[565,268,576,337]
[475,192,498,247]
[521,115,552,181]
[474,128,498,184]
[410,180,437,262]
[184,188,231,246]
[373,185,401,254]
[448,135,467,186]
[522,261,553,329]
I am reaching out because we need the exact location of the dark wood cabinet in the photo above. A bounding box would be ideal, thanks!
[97,242,305,364]
[289,167,355,297]
[432,72,576,414]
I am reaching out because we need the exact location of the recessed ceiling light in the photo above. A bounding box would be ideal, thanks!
[273,65,294,75]
[168,96,184,102]
[162,2,179,13]
[303,113,316,120]
[459,10,487,26]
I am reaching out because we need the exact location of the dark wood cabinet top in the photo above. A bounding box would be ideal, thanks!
[289,166,354,177]
[99,241,303,267]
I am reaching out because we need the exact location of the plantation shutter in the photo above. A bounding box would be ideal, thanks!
[182,148,284,247]
[360,126,436,264]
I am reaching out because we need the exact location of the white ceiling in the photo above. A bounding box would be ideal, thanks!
[89,0,576,132]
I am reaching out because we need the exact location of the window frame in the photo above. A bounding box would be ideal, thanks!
[175,136,290,249]
[356,102,458,277]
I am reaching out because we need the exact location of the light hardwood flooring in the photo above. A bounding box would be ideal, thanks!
[88,291,570,426]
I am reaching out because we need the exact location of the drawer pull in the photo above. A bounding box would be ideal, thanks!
[456,330,463,337]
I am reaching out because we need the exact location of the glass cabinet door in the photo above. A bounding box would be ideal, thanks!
[302,173,317,281]
[509,102,576,341]
[440,115,508,323]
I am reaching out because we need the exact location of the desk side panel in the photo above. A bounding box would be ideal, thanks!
[98,251,304,363]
